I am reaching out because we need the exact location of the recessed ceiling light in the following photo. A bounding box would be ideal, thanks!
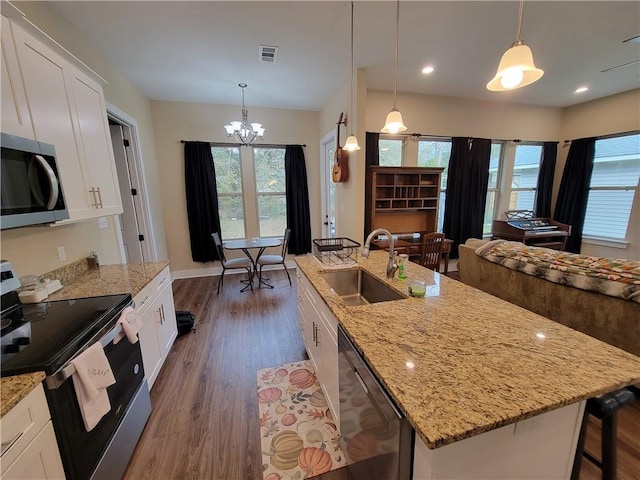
[623,35,640,44]
[575,86,588,93]
[421,65,434,75]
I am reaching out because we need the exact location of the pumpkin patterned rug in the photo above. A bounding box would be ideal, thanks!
[257,360,346,479]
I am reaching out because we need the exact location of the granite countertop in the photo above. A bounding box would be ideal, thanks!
[46,261,170,301]
[294,252,640,449]
[1,261,170,418]
[1,372,45,417]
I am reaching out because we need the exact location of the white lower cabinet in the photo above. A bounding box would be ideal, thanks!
[0,384,65,480]
[134,267,177,390]
[412,401,585,479]
[296,270,340,427]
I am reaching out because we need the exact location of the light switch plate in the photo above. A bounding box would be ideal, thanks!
[97,217,108,229]
[57,246,66,262]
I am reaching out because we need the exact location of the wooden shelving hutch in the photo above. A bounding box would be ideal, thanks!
[365,166,444,236]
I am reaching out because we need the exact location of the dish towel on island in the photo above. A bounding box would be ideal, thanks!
[71,342,116,432]
[113,306,141,344]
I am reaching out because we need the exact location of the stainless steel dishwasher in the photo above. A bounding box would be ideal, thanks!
[338,325,413,480]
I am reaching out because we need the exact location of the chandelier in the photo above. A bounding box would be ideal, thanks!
[224,83,265,146]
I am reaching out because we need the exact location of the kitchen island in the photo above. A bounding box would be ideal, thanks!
[294,252,640,479]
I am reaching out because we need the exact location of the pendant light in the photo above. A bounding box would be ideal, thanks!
[343,1,360,151]
[381,0,407,134]
[487,0,544,91]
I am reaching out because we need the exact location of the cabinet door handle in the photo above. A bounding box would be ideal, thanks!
[1,431,24,458]
[139,295,151,308]
[95,187,103,208]
[89,187,99,208]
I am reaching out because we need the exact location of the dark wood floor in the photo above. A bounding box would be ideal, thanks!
[124,269,639,480]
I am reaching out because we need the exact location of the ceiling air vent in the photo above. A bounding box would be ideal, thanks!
[259,45,278,63]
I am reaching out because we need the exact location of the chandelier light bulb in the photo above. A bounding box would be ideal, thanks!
[500,67,525,89]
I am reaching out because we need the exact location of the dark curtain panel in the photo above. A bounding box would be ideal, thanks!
[184,141,221,262]
[442,137,492,258]
[285,145,312,254]
[534,142,558,218]
[365,132,380,167]
[553,137,596,253]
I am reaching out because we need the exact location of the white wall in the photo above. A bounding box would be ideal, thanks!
[0,1,168,278]
[150,100,319,276]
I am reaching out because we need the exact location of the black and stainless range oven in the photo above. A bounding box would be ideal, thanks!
[1,262,151,480]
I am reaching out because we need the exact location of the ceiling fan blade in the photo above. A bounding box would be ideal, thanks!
[601,59,640,73]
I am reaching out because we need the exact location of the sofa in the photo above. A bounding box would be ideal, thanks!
[458,238,640,359]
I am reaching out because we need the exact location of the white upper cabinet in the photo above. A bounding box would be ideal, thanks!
[11,20,93,220]
[3,7,122,223]
[70,68,122,217]
[0,16,34,139]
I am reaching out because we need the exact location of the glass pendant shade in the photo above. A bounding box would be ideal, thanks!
[487,42,544,91]
[381,108,407,134]
[343,134,361,151]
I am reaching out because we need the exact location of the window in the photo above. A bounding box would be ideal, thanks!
[378,136,404,166]
[509,144,543,212]
[211,146,244,239]
[483,143,504,235]
[211,146,287,240]
[418,138,451,230]
[254,148,287,237]
[583,133,640,241]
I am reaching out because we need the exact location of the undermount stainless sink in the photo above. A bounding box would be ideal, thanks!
[320,268,406,306]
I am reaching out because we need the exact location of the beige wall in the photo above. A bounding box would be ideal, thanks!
[150,101,318,277]
[558,89,640,260]
[317,72,368,243]
[0,1,168,278]
[366,90,564,140]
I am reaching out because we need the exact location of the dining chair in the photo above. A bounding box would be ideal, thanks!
[419,232,446,272]
[256,228,291,286]
[212,232,254,293]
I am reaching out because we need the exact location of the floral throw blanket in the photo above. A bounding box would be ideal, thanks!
[475,240,640,304]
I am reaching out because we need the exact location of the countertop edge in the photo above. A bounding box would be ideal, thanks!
[1,371,46,418]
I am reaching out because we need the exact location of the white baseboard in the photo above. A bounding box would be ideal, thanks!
[171,261,296,280]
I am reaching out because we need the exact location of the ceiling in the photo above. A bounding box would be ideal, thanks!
[46,1,640,111]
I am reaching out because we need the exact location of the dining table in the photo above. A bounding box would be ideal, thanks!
[224,237,282,289]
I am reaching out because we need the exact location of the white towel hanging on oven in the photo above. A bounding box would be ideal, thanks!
[71,342,116,432]
[113,306,141,344]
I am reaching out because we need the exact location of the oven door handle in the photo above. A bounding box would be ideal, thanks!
[45,322,125,390]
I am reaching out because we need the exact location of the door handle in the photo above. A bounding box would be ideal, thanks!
[1,432,24,457]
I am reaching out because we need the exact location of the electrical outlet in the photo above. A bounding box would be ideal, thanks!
[57,246,66,262]
[97,217,108,229]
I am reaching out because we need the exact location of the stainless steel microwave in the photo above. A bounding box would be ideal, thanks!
[1,132,69,229]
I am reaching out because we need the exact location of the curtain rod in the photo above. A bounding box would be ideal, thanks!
[563,129,639,144]
[180,140,306,148]
[371,132,557,144]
